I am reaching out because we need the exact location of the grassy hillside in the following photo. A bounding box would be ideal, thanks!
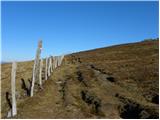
[1,39,159,118]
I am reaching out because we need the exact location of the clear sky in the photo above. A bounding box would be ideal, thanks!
[1,1,159,62]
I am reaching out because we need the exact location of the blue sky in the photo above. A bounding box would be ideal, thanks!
[1,1,159,62]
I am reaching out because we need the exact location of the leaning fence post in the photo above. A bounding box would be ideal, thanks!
[39,59,43,88]
[45,57,48,80]
[30,40,42,97]
[11,62,17,116]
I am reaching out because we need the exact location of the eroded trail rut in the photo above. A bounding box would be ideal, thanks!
[14,57,158,118]
[14,63,119,118]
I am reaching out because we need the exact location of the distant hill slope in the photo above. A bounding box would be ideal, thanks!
[1,39,159,119]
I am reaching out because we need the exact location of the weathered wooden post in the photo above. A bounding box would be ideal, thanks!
[53,57,56,69]
[60,56,62,65]
[50,56,53,73]
[55,56,58,68]
[59,55,62,66]
[11,62,17,116]
[58,56,61,66]
[39,58,43,88]
[45,57,48,80]
[30,40,42,97]
[52,56,55,69]
[60,55,64,65]
[62,55,64,64]
[48,57,51,77]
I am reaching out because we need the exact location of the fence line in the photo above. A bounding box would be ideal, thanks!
[8,40,65,118]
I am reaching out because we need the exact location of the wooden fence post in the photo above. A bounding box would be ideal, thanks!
[60,55,64,65]
[52,57,54,69]
[45,57,48,80]
[52,56,55,69]
[11,62,17,116]
[54,57,56,69]
[39,59,43,88]
[48,57,51,77]
[50,56,53,73]
[55,56,58,68]
[60,56,62,65]
[30,40,42,97]
[58,56,61,66]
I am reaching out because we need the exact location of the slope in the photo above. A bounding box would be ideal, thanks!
[1,39,159,118]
